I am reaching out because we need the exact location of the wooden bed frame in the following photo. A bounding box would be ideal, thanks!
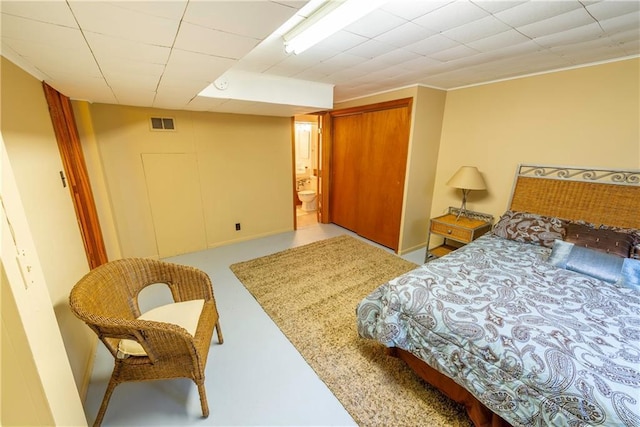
[389,164,640,427]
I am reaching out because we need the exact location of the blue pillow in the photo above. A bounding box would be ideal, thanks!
[620,257,640,291]
[549,240,624,284]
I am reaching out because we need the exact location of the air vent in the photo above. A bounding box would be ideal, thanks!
[150,117,175,131]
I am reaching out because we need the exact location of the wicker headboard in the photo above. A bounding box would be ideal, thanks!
[508,164,640,229]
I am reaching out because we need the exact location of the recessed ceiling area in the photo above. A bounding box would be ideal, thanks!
[1,0,638,117]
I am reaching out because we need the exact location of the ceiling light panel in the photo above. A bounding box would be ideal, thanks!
[283,0,390,54]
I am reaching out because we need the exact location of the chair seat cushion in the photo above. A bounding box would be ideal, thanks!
[118,299,205,357]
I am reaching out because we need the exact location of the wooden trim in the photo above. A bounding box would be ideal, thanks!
[42,83,108,269]
[318,112,331,224]
[329,97,413,117]
[291,116,298,230]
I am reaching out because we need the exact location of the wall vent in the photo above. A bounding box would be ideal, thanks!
[150,117,176,131]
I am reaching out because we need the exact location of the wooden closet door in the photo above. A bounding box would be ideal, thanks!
[330,114,362,232]
[357,107,410,249]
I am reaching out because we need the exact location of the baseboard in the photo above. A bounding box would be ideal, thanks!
[79,335,99,402]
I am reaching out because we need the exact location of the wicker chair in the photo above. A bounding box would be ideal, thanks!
[69,258,223,426]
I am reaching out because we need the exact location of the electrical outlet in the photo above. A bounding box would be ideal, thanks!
[235,223,241,231]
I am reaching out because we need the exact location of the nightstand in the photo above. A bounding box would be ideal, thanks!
[425,207,493,262]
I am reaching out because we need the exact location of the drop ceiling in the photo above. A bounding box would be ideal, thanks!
[1,0,638,117]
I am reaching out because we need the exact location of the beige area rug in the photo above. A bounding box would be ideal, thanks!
[230,235,472,427]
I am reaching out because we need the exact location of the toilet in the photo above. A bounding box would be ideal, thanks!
[297,190,317,212]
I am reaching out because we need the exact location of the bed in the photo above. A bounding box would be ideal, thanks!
[356,164,640,427]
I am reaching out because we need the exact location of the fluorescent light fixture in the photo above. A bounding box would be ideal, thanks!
[283,0,389,55]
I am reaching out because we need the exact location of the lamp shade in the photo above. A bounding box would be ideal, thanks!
[446,166,486,190]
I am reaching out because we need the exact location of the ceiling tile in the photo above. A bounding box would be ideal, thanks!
[494,1,583,27]
[105,1,187,21]
[586,1,640,21]
[381,0,452,21]
[1,1,77,27]
[183,1,298,39]
[399,56,447,73]
[46,75,116,104]
[314,30,368,52]
[471,1,526,14]
[234,38,290,73]
[85,33,170,64]
[313,53,369,74]
[1,14,86,49]
[413,1,490,32]
[442,15,512,44]
[467,29,532,52]
[533,22,604,48]
[113,89,156,108]
[100,60,164,87]
[163,49,236,83]
[376,21,437,48]
[517,8,596,39]
[107,74,160,93]
[372,49,424,66]
[430,44,480,62]
[174,22,260,59]
[598,11,640,33]
[68,1,180,47]
[346,39,397,59]
[405,34,459,56]
[344,9,408,38]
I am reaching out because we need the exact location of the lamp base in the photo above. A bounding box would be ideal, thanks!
[455,189,470,220]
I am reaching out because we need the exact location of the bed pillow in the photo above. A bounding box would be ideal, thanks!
[565,223,635,258]
[549,240,640,289]
[599,224,640,259]
[620,257,640,291]
[493,210,567,248]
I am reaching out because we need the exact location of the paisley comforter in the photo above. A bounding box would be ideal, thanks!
[357,234,640,426]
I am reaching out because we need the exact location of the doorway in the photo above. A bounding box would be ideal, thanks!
[293,115,319,228]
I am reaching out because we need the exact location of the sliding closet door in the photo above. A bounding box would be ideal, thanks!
[329,98,412,251]
[330,114,362,232]
[356,107,410,249]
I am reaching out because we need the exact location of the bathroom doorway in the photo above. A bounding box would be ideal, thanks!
[293,115,319,228]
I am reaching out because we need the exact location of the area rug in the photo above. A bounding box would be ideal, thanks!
[230,235,472,427]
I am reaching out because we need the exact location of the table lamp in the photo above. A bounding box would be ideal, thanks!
[446,166,486,220]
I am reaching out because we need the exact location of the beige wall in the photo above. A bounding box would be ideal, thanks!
[401,86,447,253]
[432,58,640,225]
[1,57,95,396]
[78,103,294,259]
